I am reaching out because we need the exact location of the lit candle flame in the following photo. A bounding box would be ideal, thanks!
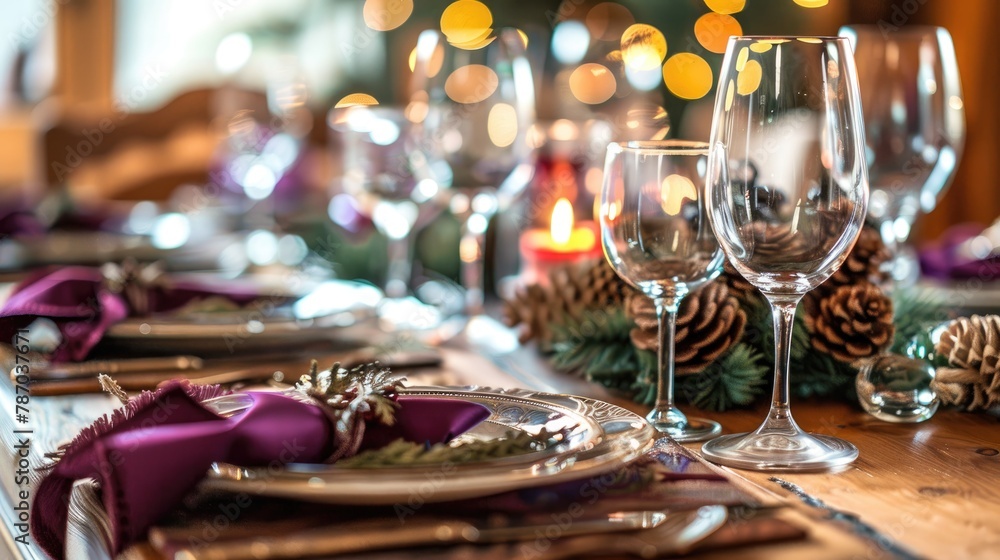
[551,198,574,246]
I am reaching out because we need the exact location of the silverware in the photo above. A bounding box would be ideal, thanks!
[30,355,203,379]
[157,508,720,560]
[24,349,443,396]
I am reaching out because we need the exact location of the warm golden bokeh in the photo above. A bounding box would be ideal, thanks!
[736,58,762,95]
[440,0,493,45]
[569,63,617,104]
[585,2,635,42]
[662,53,713,100]
[704,0,746,15]
[487,103,518,147]
[695,13,743,54]
[621,24,668,71]
[444,64,499,103]
[792,0,829,7]
[334,93,380,108]
[362,0,414,32]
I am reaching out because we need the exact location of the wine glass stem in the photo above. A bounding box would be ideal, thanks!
[764,296,804,432]
[460,211,491,315]
[654,297,681,413]
[385,233,414,299]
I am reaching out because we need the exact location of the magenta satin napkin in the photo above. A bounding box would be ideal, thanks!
[0,266,260,362]
[31,383,491,559]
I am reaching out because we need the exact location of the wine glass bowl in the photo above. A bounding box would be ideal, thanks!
[410,28,536,312]
[702,37,868,470]
[600,140,724,441]
[839,25,965,284]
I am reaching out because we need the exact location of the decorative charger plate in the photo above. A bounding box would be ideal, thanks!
[202,386,655,504]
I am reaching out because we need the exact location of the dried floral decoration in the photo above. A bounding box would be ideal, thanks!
[292,360,406,463]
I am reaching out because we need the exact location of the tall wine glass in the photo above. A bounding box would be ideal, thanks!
[702,37,868,470]
[839,26,965,285]
[600,141,724,441]
[410,28,536,313]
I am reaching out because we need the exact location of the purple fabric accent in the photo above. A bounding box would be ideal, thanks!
[31,387,490,559]
[919,223,1000,281]
[0,208,44,237]
[0,267,261,362]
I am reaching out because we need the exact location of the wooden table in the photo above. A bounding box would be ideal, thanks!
[2,338,999,559]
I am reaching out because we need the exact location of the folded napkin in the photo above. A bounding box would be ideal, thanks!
[32,382,491,559]
[0,265,261,362]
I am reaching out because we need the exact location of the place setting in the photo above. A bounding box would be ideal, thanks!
[2,1,1000,559]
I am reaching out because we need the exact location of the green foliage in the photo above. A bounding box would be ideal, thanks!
[337,429,562,468]
[891,287,950,354]
[550,308,640,394]
[676,344,769,411]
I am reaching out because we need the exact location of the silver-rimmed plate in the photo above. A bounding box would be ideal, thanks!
[201,386,655,504]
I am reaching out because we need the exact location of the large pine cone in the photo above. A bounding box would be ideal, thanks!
[503,258,630,344]
[627,281,746,375]
[723,261,759,304]
[933,315,1000,411]
[804,282,894,363]
[823,225,891,290]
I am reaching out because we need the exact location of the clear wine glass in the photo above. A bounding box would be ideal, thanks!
[330,105,446,331]
[410,28,537,314]
[839,25,965,285]
[600,140,724,442]
[702,37,869,470]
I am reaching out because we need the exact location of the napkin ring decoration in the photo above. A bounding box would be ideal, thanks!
[291,360,405,463]
[101,258,169,316]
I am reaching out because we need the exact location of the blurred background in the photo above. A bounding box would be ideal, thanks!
[0,0,997,293]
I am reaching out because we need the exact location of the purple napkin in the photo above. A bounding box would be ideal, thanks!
[919,223,1000,281]
[0,266,260,362]
[32,383,491,559]
[0,201,118,238]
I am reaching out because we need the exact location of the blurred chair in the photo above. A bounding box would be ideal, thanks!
[38,87,268,201]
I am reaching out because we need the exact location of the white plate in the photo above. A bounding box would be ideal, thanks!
[202,386,655,504]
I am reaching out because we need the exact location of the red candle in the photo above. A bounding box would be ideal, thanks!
[520,198,603,286]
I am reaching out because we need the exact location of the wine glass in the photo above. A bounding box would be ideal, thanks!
[839,25,965,285]
[410,28,536,314]
[702,37,869,470]
[330,105,447,330]
[600,140,724,441]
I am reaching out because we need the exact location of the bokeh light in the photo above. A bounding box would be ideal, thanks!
[736,58,762,95]
[444,64,499,103]
[215,33,252,75]
[735,46,749,71]
[569,63,617,104]
[363,0,413,31]
[551,21,591,64]
[621,24,667,71]
[487,103,518,147]
[704,0,745,14]
[335,93,379,108]
[625,64,662,92]
[440,0,493,45]
[694,13,743,54]
[585,3,634,42]
[792,0,829,7]
[724,79,735,110]
[660,174,697,215]
[662,53,713,100]
[750,41,773,53]
[797,37,823,43]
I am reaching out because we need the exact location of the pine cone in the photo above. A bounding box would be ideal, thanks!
[503,258,630,344]
[626,281,746,375]
[723,261,759,304]
[804,282,894,364]
[932,315,1000,411]
[823,224,891,290]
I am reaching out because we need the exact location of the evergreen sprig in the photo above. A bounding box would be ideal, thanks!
[336,428,564,468]
[891,287,950,354]
[676,343,769,411]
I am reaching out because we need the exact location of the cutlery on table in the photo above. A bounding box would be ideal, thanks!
[151,506,728,560]
[23,349,443,396]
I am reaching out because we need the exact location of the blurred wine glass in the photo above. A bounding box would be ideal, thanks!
[840,25,965,285]
[600,140,724,441]
[330,105,449,331]
[410,27,537,313]
[703,36,868,471]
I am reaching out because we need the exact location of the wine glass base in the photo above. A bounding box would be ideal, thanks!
[701,431,858,471]
[649,416,722,443]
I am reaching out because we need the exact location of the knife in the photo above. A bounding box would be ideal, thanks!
[29,355,204,380]
[153,509,706,560]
